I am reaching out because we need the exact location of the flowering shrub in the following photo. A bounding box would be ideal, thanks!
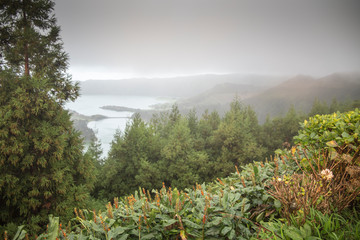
[7,160,285,240]
[62,162,280,240]
[269,109,360,223]
[268,172,332,223]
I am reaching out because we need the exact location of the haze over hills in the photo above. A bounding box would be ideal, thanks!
[137,72,360,122]
[79,74,288,98]
[176,83,265,116]
[76,72,360,124]
[70,72,360,144]
[243,72,360,121]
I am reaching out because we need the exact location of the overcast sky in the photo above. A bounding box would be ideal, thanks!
[54,0,360,81]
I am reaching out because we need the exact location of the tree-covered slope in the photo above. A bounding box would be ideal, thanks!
[8,109,360,240]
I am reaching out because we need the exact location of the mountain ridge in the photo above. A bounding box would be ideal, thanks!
[78,74,288,98]
[173,72,360,122]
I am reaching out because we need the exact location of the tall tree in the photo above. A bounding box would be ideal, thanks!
[0,0,77,102]
[85,136,104,199]
[213,100,265,176]
[308,98,329,117]
[101,114,161,199]
[260,105,305,158]
[158,118,199,189]
[0,0,94,234]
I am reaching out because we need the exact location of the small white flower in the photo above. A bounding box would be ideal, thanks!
[277,178,282,182]
[320,169,334,181]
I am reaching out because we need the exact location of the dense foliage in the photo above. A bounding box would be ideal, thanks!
[98,102,267,199]
[24,109,358,240]
[97,98,354,199]
[0,0,94,235]
[295,108,360,152]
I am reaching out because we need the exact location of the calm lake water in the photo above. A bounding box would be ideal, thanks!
[65,95,170,157]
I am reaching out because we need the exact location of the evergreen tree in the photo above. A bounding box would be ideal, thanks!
[187,108,198,136]
[308,98,329,117]
[329,98,340,113]
[158,118,199,189]
[0,0,94,234]
[101,114,161,199]
[85,136,104,199]
[86,136,104,166]
[260,105,304,158]
[213,100,265,176]
[197,110,220,168]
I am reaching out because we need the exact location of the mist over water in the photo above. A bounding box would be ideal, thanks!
[65,95,169,156]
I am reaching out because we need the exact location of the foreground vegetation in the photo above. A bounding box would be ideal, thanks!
[4,109,360,239]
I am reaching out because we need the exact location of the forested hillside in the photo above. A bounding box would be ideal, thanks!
[4,108,360,239]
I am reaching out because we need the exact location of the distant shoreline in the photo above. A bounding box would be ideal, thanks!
[100,105,141,112]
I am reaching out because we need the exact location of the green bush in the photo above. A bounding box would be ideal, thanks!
[256,208,360,240]
[294,109,360,151]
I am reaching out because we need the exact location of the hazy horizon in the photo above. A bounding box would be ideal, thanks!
[54,0,360,81]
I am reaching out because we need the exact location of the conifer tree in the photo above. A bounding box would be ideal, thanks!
[101,114,161,199]
[0,0,94,233]
[85,136,104,199]
[308,98,329,117]
[159,118,199,189]
[213,100,265,176]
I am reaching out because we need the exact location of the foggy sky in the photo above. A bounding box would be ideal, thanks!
[54,0,360,81]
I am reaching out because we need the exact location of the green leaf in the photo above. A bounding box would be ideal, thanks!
[182,219,202,229]
[256,212,265,222]
[163,219,178,227]
[326,140,338,148]
[90,221,104,233]
[274,199,282,209]
[47,215,59,240]
[310,132,316,139]
[303,223,312,237]
[221,226,232,235]
[341,132,350,138]
[208,217,222,226]
[262,194,270,202]
[108,226,126,239]
[228,229,236,239]
[284,227,304,240]
[118,234,129,240]
[13,225,26,240]
[141,233,157,239]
